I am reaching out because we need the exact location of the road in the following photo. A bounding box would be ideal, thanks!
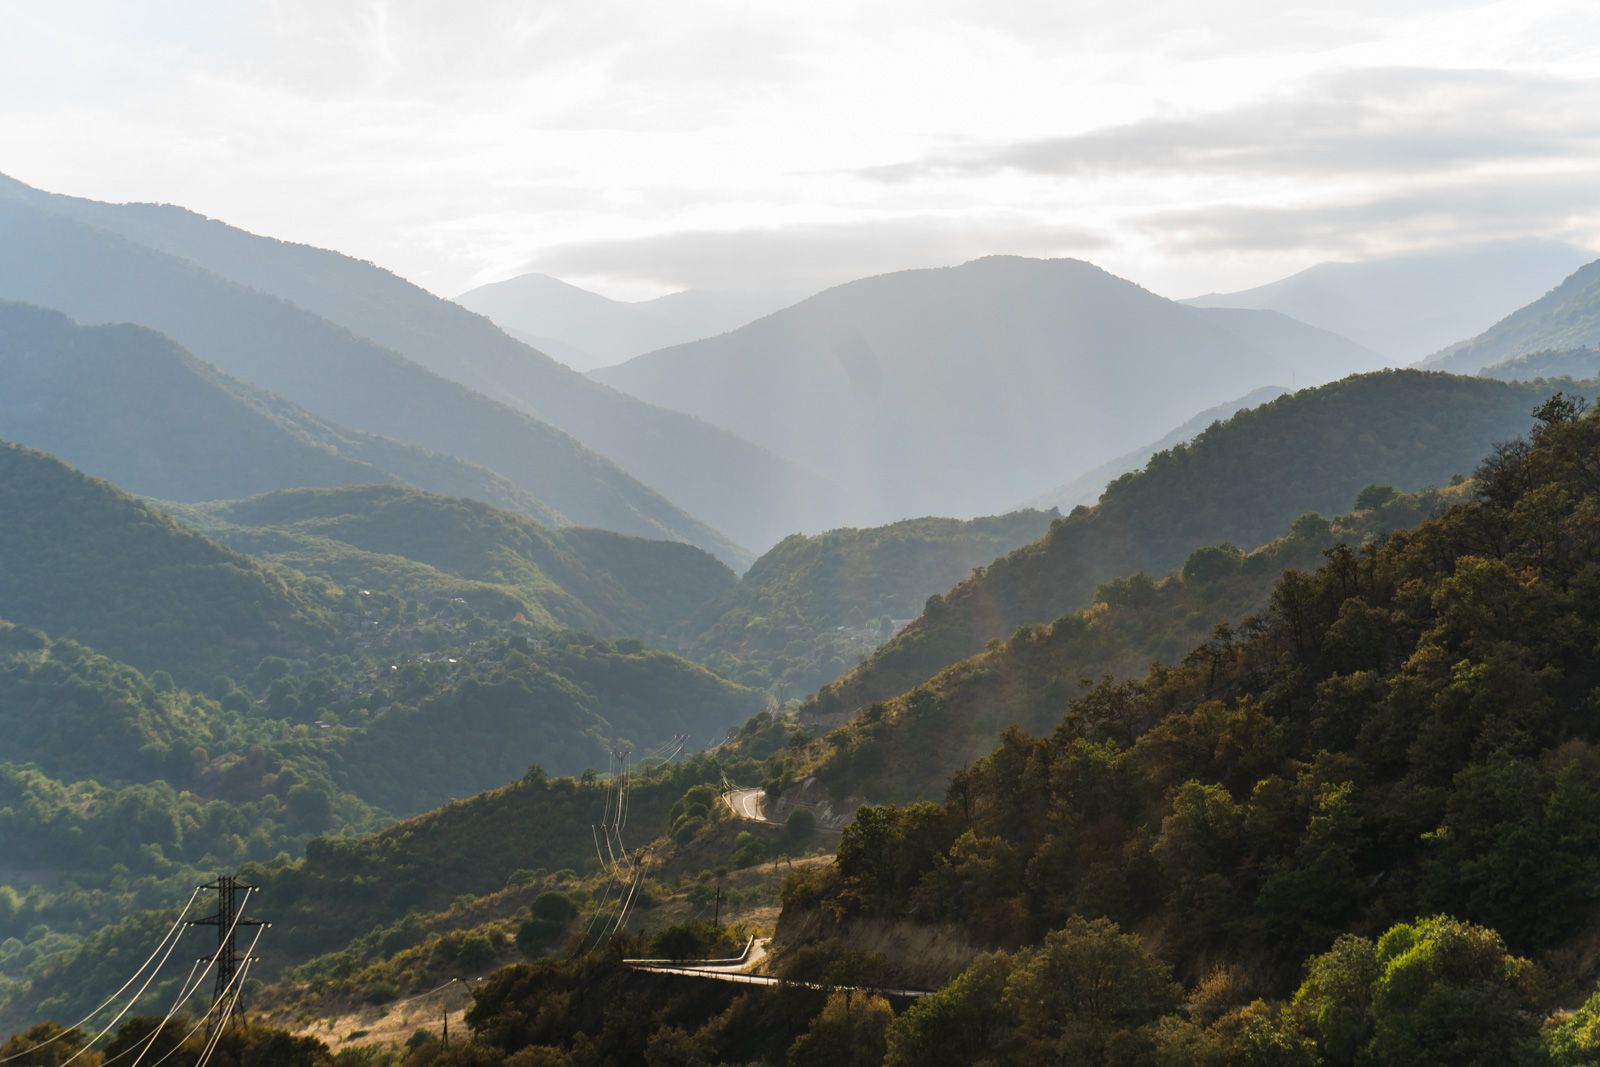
[625,938,927,998]
[723,788,775,824]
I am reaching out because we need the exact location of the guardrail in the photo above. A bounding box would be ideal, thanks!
[622,936,758,967]
[626,957,929,999]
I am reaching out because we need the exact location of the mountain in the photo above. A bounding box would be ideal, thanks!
[803,370,1578,724]
[176,485,735,642]
[0,195,753,567]
[682,509,1058,697]
[1481,347,1600,382]
[0,301,565,525]
[0,174,839,552]
[1187,240,1594,361]
[592,256,1385,525]
[779,398,1600,1041]
[455,272,792,370]
[793,487,1448,808]
[1424,259,1600,374]
[0,440,334,684]
[1021,385,1288,513]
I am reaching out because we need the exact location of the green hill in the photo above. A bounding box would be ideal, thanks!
[1020,386,1288,513]
[779,394,1600,1025]
[804,371,1582,725]
[1426,258,1600,373]
[333,634,764,812]
[0,301,563,524]
[0,173,841,553]
[0,197,748,566]
[177,484,734,641]
[1480,346,1600,383]
[793,489,1448,807]
[0,441,335,685]
[685,510,1057,696]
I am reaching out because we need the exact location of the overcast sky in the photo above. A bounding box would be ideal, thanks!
[3,0,1599,300]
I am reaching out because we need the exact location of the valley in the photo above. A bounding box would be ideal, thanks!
[7,28,1600,1060]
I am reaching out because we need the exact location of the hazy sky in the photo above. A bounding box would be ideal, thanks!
[4,0,1599,300]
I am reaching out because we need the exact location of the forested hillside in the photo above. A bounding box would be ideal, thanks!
[684,510,1056,696]
[1022,385,1287,512]
[0,441,335,684]
[0,173,841,552]
[0,198,749,566]
[595,255,1383,524]
[805,371,1578,725]
[1427,258,1600,373]
[1482,347,1600,382]
[0,301,564,524]
[794,488,1448,806]
[761,393,1600,1062]
[176,485,734,642]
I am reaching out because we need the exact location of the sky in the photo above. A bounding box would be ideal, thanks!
[3,0,1599,301]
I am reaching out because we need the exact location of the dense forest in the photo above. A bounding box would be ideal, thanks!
[684,510,1055,696]
[805,371,1583,727]
[249,393,1600,1065]
[791,487,1448,807]
[0,440,338,684]
[174,484,736,642]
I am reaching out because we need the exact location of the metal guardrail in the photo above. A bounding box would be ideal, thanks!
[623,936,757,967]
[625,958,930,999]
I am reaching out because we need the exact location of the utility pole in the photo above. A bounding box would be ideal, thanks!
[713,886,722,929]
[187,875,266,1033]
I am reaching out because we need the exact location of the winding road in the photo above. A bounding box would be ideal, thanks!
[723,788,774,823]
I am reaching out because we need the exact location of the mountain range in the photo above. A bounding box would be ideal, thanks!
[804,369,1579,725]
[0,301,566,525]
[455,272,793,371]
[1187,240,1592,361]
[0,173,841,557]
[1423,257,1600,374]
[594,255,1386,524]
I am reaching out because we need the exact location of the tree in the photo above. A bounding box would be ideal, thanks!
[1000,916,1180,1063]
[286,783,333,831]
[1355,484,1398,510]
[1367,915,1543,1066]
[786,807,817,842]
[1292,933,1379,1065]
[1545,984,1600,1065]
[1183,544,1244,586]
[1,1022,104,1066]
[788,991,893,1067]
[885,952,1013,1067]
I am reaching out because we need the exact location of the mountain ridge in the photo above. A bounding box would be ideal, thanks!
[0,195,753,567]
[0,173,840,552]
[595,255,1385,524]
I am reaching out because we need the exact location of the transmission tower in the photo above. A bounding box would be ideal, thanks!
[186,875,266,1031]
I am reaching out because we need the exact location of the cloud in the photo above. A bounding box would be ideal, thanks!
[518,215,1110,293]
[1136,169,1600,256]
[865,67,1600,181]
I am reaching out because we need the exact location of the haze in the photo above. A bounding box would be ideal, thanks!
[6,0,1600,301]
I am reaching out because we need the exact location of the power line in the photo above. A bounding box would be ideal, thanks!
[0,886,202,1065]
[55,906,193,1067]
[129,924,267,1067]
[185,877,266,1035]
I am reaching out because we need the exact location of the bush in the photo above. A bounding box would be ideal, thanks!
[786,808,817,842]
